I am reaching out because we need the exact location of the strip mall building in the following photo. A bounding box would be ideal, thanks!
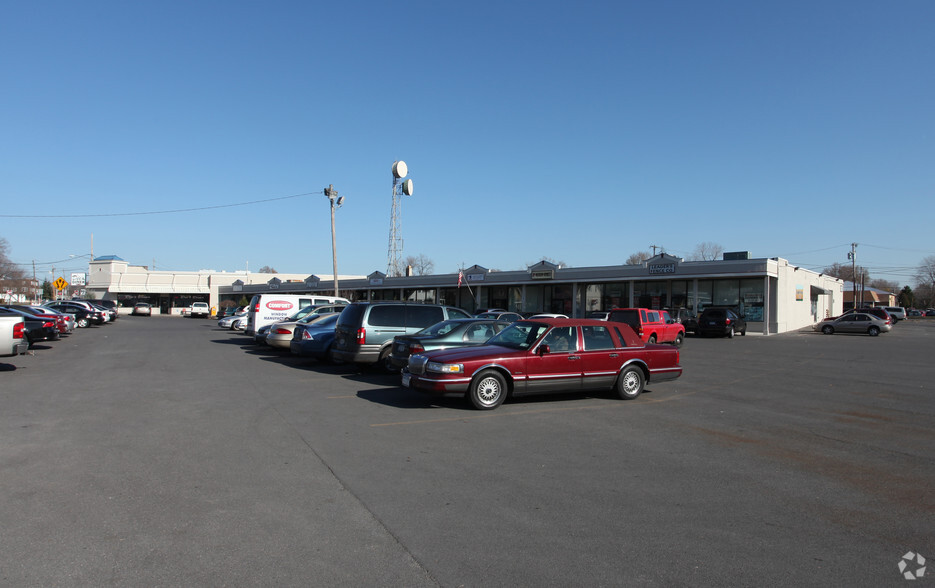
[86,253,844,335]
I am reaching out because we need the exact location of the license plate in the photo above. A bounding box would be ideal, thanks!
[401,372,411,387]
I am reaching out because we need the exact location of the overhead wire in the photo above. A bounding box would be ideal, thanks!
[0,191,322,218]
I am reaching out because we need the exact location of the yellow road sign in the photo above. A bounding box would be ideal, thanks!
[53,277,69,290]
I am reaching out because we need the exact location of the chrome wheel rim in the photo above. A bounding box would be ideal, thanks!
[621,371,641,397]
[476,376,502,406]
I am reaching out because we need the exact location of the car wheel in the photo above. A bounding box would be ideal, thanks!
[647,334,657,344]
[727,326,734,338]
[469,370,506,410]
[616,366,645,400]
[379,347,398,373]
[77,318,89,328]
[674,332,684,347]
[868,326,880,336]
[822,325,834,335]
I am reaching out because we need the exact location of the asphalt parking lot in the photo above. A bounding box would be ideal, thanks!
[1,316,933,586]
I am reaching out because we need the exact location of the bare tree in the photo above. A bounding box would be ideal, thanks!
[258,266,278,274]
[689,242,724,261]
[526,257,568,269]
[625,251,651,265]
[914,255,935,307]
[822,262,869,284]
[0,237,24,282]
[404,254,435,276]
[869,279,899,293]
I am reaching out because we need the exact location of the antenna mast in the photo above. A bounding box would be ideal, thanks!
[387,160,414,276]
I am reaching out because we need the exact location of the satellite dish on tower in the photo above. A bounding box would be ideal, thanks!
[393,160,408,179]
[402,179,414,196]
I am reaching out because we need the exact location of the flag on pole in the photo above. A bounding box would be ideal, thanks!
[457,270,464,288]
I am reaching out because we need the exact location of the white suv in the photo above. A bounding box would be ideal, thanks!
[883,306,907,322]
[189,302,211,318]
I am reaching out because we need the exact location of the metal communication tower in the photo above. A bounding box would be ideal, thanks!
[386,160,414,276]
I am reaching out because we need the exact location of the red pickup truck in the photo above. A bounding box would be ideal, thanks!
[608,308,685,346]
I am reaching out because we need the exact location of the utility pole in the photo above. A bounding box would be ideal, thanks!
[650,245,663,256]
[848,243,858,309]
[324,184,344,297]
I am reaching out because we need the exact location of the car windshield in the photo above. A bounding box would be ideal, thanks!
[415,320,462,337]
[486,322,549,350]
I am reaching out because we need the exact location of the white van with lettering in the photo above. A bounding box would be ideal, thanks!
[245,294,349,336]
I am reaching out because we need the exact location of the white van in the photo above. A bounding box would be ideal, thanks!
[245,294,349,336]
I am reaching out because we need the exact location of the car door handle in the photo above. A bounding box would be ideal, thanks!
[609,353,618,358]
[568,355,580,361]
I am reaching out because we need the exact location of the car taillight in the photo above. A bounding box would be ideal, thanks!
[13,323,24,339]
[356,327,366,345]
[43,321,54,328]
[725,318,732,325]
[274,328,291,335]
[302,329,312,340]
[253,302,260,311]
[410,343,424,354]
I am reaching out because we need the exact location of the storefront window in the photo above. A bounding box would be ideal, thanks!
[671,281,688,310]
[740,279,764,322]
[633,281,667,309]
[696,281,713,311]
[404,289,435,304]
[713,280,740,307]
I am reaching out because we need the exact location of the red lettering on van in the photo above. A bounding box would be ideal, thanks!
[266,301,294,311]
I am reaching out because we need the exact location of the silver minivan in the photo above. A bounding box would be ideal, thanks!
[332,302,472,371]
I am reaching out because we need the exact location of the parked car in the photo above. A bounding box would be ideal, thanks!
[245,294,349,336]
[907,309,923,317]
[0,307,59,344]
[266,312,340,350]
[253,303,347,344]
[475,311,523,322]
[882,306,907,322]
[666,308,697,334]
[403,318,682,410]
[290,313,343,362]
[840,307,893,324]
[586,311,610,321]
[132,302,152,316]
[218,312,247,329]
[697,307,747,338]
[814,313,891,336]
[1,315,28,356]
[608,308,685,346]
[389,318,512,369]
[6,305,70,334]
[45,302,104,328]
[74,299,118,321]
[332,302,473,371]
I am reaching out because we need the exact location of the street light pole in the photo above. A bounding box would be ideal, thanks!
[324,185,344,297]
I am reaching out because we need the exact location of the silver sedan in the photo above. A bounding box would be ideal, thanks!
[814,313,892,336]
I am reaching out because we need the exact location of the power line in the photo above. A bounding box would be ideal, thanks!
[0,191,321,218]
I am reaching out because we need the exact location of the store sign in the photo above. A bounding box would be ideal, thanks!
[370,278,384,286]
[467,273,485,283]
[71,273,87,286]
[531,270,554,280]
[648,263,676,275]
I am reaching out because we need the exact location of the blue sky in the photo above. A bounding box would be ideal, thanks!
[2,1,932,286]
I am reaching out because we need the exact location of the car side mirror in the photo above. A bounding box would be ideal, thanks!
[538,344,551,355]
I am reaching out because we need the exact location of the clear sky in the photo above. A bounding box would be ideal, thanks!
[2,1,932,287]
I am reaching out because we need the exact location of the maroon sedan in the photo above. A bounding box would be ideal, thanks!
[403,318,682,410]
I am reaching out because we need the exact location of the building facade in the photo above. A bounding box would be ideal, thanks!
[85,256,361,315]
[215,253,845,335]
